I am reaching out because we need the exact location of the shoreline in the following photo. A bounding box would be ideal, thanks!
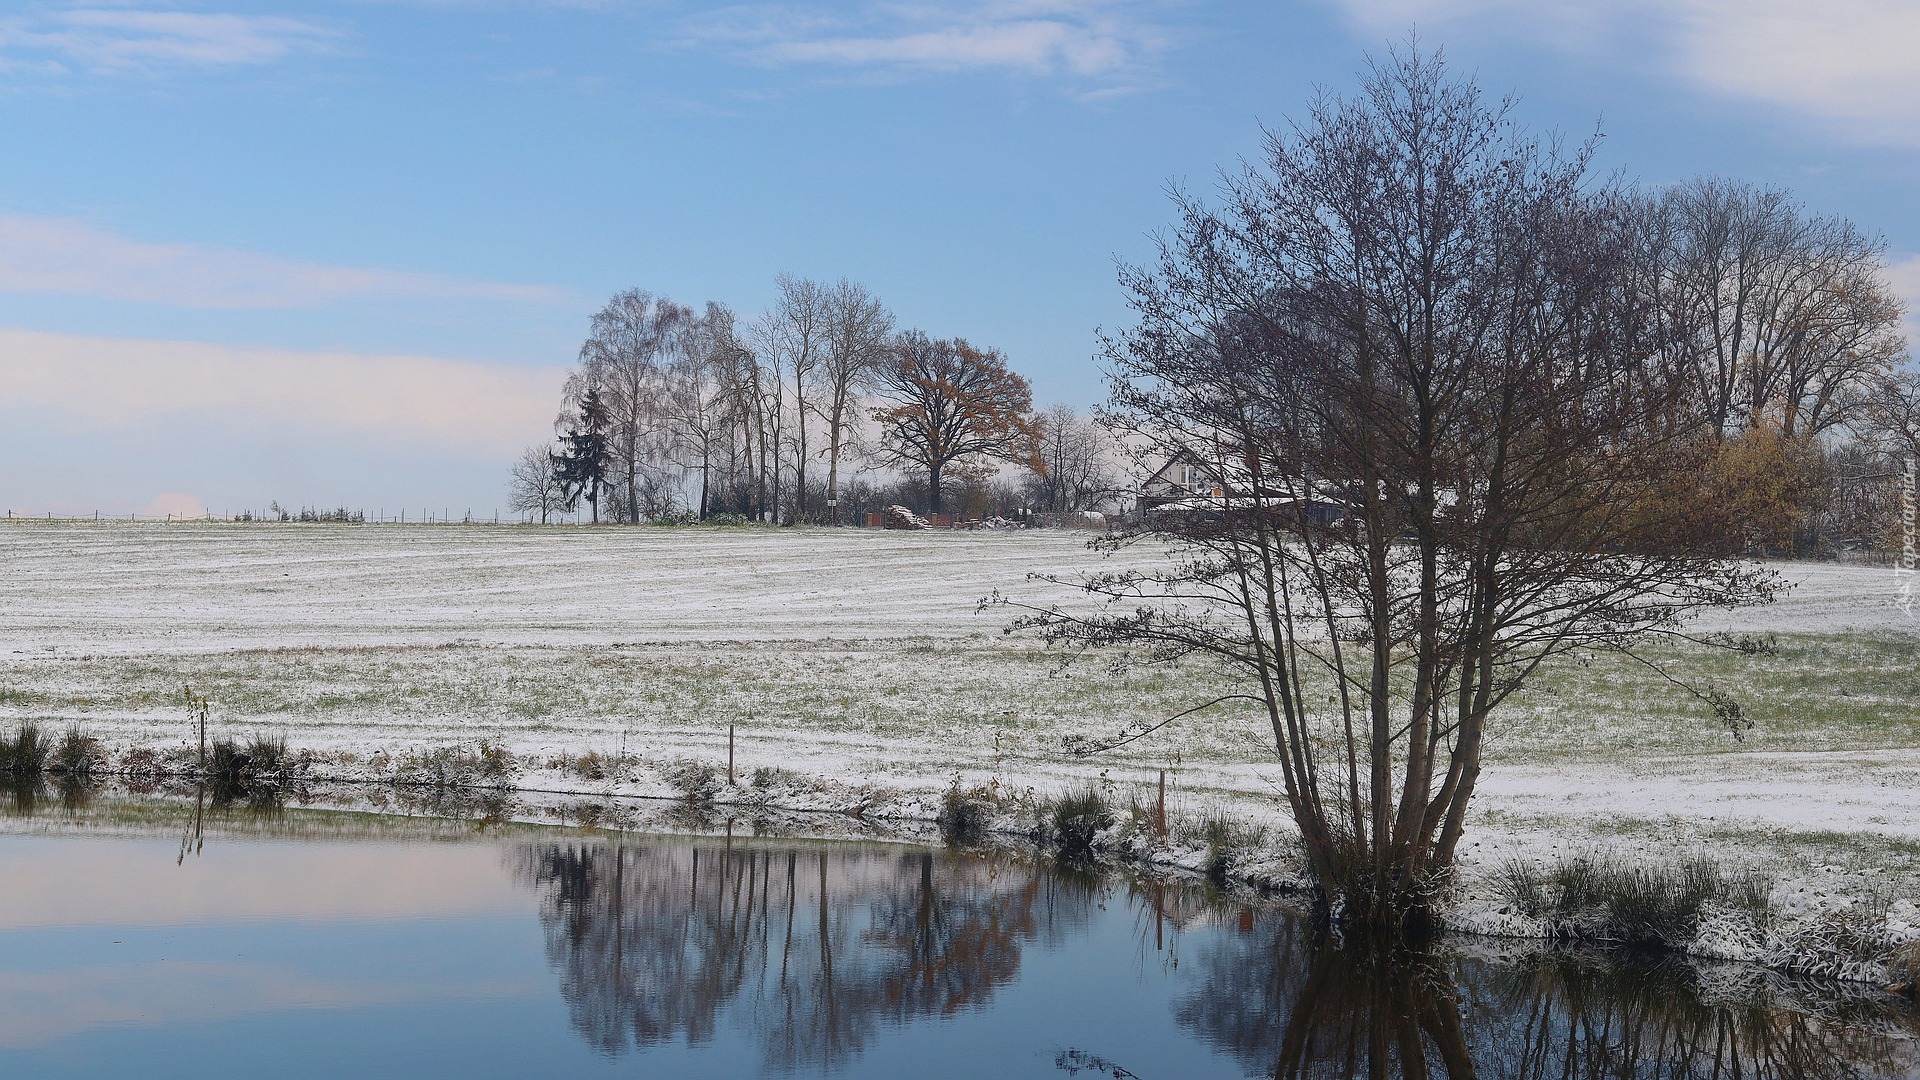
[7,741,1916,999]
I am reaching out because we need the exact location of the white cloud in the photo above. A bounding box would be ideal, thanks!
[1881,253,1920,347]
[1674,0,1920,142]
[687,1,1164,79]
[0,8,338,75]
[0,327,566,456]
[0,215,566,309]
[1331,0,1920,144]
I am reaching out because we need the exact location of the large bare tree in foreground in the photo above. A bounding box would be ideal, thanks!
[1004,49,1776,934]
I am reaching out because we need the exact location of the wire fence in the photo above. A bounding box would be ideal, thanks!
[0,508,598,526]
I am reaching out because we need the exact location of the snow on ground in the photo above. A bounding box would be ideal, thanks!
[1,521,1917,895]
[1694,558,1920,637]
[0,521,1115,654]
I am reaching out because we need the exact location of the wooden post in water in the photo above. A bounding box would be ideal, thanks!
[1157,769,1167,837]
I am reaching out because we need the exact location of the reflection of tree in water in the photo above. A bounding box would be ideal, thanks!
[516,841,1094,1070]
[1177,915,1920,1079]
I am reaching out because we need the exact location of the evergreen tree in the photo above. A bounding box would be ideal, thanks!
[552,386,612,523]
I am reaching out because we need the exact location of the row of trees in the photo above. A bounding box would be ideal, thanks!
[508,278,1119,524]
[1620,177,1916,555]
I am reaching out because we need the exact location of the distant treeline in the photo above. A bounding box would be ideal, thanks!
[510,277,1119,526]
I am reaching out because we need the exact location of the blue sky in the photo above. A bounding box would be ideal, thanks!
[3,0,1918,516]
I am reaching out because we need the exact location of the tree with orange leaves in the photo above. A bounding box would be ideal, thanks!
[872,331,1038,515]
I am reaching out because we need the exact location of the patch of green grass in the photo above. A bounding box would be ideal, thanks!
[1486,632,1920,764]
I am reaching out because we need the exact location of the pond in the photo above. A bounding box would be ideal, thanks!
[0,790,1913,1078]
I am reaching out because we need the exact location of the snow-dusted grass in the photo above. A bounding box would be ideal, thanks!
[3,520,1918,974]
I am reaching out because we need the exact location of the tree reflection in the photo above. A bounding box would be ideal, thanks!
[516,840,1093,1070]
[517,839,1916,1077]
[1178,914,1920,1080]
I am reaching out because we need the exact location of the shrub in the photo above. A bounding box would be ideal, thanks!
[750,765,799,790]
[119,746,162,780]
[206,738,249,788]
[1199,815,1268,888]
[937,778,993,847]
[246,735,289,778]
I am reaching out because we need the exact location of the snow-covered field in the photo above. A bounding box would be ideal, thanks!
[2,521,1918,892]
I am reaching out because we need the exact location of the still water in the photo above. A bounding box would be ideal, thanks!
[0,795,1914,1079]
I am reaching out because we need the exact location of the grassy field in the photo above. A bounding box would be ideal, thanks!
[2,520,1917,881]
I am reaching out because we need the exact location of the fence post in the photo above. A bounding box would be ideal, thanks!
[728,724,736,786]
[1157,769,1167,837]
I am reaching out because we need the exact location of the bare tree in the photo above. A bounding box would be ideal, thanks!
[1002,48,1774,933]
[507,444,566,524]
[758,275,831,522]
[1866,368,1920,464]
[576,289,692,524]
[1651,179,1904,439]
[746,309,791,524]
[1024,404,1117,513]
[815,280,893,523]
[871,332,1038,516]
[669,302,749,519]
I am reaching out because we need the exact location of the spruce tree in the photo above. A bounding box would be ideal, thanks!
[552,386,612,523]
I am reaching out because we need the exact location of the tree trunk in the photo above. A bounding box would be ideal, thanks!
[794,370,808,522]
[826,396,844,526]
[699,443,711,520]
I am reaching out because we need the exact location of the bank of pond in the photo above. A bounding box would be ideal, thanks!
[0,783,1913,1078]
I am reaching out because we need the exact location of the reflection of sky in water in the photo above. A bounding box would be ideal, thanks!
[0,823,1913,1080]
[0,831,1245,1079]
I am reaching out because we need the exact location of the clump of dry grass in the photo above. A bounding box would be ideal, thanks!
[1890,940,1919,996]
[1047,785,1113,860]
[662,759,720,807]
[397,741,516,790]
[1498,850,1773,947]
[49,726,104,778]
[0,722,51,777]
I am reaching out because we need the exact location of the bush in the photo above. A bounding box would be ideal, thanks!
[246,735,289,778]
[120,747,163,781]
[1199,815,1268,888]
[206,738,249,789]
[937,779,993,847]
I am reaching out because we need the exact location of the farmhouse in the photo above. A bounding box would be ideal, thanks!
[1139,448,1347,525]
